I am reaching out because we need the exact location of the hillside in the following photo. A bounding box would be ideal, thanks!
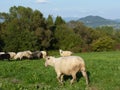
[78,15,120,28]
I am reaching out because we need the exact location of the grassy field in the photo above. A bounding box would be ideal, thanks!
[0,51,120,90]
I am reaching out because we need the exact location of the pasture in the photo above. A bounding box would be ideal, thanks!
[0,51,120,90]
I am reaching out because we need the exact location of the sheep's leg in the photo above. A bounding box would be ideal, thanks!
[60,74,64,82]
[81,70,89,85]
[56,73,63,84]
[70,73,76,84]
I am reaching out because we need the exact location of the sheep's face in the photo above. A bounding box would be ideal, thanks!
[59,49,63,53]
[41,51,47,58]
[45,56,55,67]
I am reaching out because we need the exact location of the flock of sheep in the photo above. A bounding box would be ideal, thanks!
[0,50,47,60]
[0,49,89,85]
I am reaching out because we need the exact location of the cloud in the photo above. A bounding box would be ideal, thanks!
[36,0,48,3]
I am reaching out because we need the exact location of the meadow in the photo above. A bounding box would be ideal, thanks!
[0,51,120,90]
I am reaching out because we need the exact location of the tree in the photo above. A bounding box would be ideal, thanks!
[46,15,55,31]
[91,36,116,51]
[34,27,53,50]
[54,24,82,52]
[31,10,46,30]
[1,20,38,52]
[0,6,49,51]
[0,35,4,51]
[55,16,66,25]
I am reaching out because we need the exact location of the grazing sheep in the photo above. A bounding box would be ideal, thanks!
[14,50,32,60]
[30,51,47,59]
[30,51,42,59]
[14,52,23,60]
[44,56,89,85]
[0,53,10,60]
[8,52,16,59]
[59,49,73,57]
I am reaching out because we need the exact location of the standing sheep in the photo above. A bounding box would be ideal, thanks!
[44,56,89,85]
[59,49,73,57]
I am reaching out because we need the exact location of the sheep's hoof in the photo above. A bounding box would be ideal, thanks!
[60,81,64,85]
[70,81,73,85]
[58,82,64,86]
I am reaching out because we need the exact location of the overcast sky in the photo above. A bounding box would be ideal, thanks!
[0,0,120,19]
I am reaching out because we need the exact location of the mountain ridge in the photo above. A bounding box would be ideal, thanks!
[77,15,120,28]
[64,15,120,28]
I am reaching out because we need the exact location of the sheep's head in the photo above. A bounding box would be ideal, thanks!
[41,51,47,58]
[45,56,55,67]
[59,49,63,53]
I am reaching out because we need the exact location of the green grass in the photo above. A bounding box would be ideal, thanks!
[0,51,120,90]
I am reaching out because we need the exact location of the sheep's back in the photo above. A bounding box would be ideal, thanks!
[54,56,85,74]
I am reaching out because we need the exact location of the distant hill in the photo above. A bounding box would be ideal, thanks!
[77,15,120,28]
[114,19,120,23]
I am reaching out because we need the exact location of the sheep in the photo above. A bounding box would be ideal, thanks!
[59,49,73,57]
[30,51,42,59]
[8,52,16,59]
[0,53,10,60]
[14,52,23,60]
[30,51,47,59]
[44,56,89,85]
[41,51,47,58]
[14,50,32,60]
[0,52,5,54]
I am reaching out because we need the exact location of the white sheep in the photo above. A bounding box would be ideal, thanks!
[8,52,16,59]
[59,49,73,57]
[41,51,47,58]
[14,50,32,60]
[0,52,5,54]
[44,56,89,85]
[14,52,24,60]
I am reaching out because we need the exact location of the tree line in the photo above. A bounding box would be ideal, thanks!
[0,6,120,52]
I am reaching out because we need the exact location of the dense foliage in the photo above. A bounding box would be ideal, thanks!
[0,6,120,52]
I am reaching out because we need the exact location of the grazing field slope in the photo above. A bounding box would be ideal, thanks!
[0,51,120,90]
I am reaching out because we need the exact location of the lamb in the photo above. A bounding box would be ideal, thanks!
[44,56,89,85]
[59,49,73,57]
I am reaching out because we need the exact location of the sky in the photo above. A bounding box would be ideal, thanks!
[0,0,120,19]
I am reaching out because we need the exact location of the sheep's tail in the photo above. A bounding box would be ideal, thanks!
[80,64,86,71]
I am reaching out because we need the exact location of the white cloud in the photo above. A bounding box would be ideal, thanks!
[36,0,48,3]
